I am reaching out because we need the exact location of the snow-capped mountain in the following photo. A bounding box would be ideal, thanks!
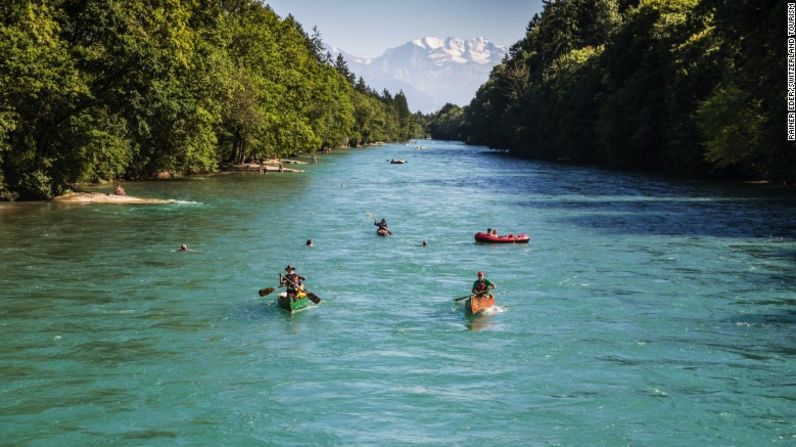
[328,37,507,113]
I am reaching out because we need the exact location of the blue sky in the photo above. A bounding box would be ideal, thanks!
[265,0,544,57]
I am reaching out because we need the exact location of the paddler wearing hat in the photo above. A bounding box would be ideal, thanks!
[280,265,307,301]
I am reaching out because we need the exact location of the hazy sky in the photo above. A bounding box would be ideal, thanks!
[265,0,544,58]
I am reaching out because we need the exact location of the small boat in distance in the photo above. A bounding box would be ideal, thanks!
[474,232,530,244]
[377,228,390,237]
[389,159,407,164]
[277,291,310,312]
[465,294,495,315]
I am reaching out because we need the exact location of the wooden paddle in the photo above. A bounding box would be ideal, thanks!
[453,290,492,302]
[258,274,321,304]
[258,286,276,297]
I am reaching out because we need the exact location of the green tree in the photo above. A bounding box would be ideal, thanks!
[458,0,794,182]
[0,0,419,199]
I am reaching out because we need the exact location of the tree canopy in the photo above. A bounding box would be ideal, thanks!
[427,0,795,184]
[0,0,421,199]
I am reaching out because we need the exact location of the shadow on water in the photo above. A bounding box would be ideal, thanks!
[231,297,321,327]
[528,198,796,239]
[62,338,178,366]
[730,309,796,327]
[465,314,493,332]
[441,299,498,332]
[231,297,281,320]
[736,245,796,262]
[415,146,796,241]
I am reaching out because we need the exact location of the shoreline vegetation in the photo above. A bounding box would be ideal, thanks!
[0,2,422,201]
[3,142,387,205]
[424,0,795,185]
[4,1,791,204]
[45,145,382,203]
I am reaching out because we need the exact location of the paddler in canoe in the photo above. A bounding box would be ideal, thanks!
[472,271,496,296]
[374,218,392,236]
[280,264,307,302]
[467,271,496,315]
[258,265,320,311]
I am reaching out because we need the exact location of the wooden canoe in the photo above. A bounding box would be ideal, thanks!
[465,294,495,315]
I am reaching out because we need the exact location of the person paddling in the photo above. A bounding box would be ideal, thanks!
[280,265,307,302]
[114,185,126,196]
[374,217,392,235]
[471,271,496,297]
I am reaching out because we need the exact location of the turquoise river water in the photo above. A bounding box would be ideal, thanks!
[1,141,795,446]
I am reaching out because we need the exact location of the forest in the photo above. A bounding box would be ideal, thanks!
[0,0,422,200]
[426,0,795,184]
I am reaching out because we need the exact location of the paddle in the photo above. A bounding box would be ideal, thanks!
[258,274,321,304]
[280,273,321,304]
[453,290,492,302]
[258,286,276,297]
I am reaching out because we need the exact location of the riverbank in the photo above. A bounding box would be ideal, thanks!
[223,159,305,173]
[51,192,180,204]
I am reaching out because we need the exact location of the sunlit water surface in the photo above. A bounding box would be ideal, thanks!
[1,141,795,445]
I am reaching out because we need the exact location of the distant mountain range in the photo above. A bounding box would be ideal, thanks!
[328,37,507,113]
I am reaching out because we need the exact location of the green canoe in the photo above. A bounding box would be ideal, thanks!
[277,291,310,312]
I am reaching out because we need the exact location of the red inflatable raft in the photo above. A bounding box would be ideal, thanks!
[474,232,530,244]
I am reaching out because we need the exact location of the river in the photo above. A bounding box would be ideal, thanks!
[1,140,794,445]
